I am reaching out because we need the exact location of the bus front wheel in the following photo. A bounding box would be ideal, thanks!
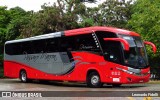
[20,70,31,83]
[87,72,103,88]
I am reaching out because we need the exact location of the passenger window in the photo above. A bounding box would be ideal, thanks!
[75,34,100,53]
[5,43,22,55]
[33,39,46,53]
[46,38,59,53]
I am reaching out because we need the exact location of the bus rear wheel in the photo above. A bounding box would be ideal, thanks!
[87,72,102,88]
[20,70,31,83]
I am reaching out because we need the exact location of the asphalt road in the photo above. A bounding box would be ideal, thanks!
[0,79,160,100]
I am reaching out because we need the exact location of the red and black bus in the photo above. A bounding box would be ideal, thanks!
[4,26,156,87]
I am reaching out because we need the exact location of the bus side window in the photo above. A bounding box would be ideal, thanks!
[75,34,100,53]
[21,41,34,54]
[46,38,58,53]
[5,43,22,55]
[59,38,69,52]
[33,39,46,53]
[67,37,76,51]
[59,37,76,52]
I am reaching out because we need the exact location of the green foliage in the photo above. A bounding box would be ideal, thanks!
[79,18,94,27]
[85,0,133,28]
[0,6,30,69]
[0,54,4,77]
[0,6,10,54]
[80,0,96,2]
[6,7,31,40]
[127,0,160,69]
[0,54,3,67]
[21,0,86,37]
[0,6,10,28]
[0,68,4,78]
[20,0,133,37]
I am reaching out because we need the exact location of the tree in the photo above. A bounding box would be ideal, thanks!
[0,6,10,53]
[85,0,133,28]
[80,0,97,3]
[128,0,160,56]
[20,0,134,37]
[21,0,87,37]
[0,6,30,69]
[127,0,160,76]
[6,7,31,40]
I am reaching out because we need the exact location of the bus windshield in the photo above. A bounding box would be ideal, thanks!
[119,35,149,68]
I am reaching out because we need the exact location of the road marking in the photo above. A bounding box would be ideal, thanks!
[143,97,152,100]
[127,97,135,100]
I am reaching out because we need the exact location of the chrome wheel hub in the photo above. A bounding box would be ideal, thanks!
[91,76,99,85]
[21,72,26,81]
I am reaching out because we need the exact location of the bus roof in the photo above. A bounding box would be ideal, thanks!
[5,26,140,44]
[5,32,62,44]
[64,26,140,37]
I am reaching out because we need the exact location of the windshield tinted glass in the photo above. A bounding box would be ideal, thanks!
[119,35,149,68]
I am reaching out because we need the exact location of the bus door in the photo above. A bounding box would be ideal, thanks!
[103,41,124,82]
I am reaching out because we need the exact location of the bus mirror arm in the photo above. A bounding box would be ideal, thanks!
[103,38,129,51]
[144,41,157,53]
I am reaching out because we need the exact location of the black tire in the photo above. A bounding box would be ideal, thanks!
[87,72,103,88]
[20,70,31,83]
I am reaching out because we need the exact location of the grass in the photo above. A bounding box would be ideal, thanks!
[148,80,160,84]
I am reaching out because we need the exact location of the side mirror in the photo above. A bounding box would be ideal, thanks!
[144,41,157,54]
[103,38,129,51]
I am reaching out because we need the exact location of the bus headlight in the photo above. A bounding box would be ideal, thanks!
[116,67,134,75]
